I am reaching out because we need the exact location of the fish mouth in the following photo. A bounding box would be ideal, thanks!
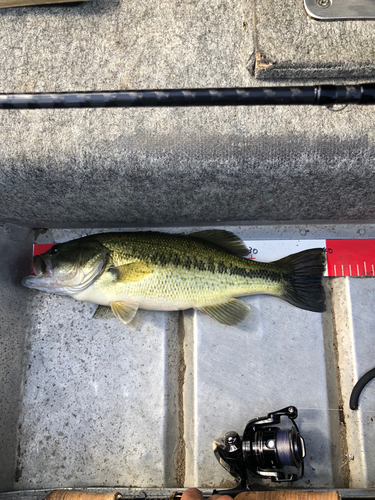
[21,256,54,289]
[33,255,52,277]
[21,252,107,294]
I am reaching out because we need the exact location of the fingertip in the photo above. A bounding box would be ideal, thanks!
[210,495,233,500]
[181,488,204,500]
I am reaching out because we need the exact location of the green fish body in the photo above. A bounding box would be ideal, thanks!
[22,230,326,325]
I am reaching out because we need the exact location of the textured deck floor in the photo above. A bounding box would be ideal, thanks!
[2,225,375,494]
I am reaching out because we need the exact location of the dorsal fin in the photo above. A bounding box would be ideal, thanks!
[189,230,249,257]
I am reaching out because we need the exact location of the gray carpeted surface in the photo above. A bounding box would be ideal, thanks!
[0,0,252,92]
[1,105,374,225]
[0,0,374,226]
[250,0,375,80]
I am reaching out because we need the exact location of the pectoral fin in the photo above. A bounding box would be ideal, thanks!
[196,298,250,326]
[110,261,154,283]
[93,305,114,319]
[111,301,139,324]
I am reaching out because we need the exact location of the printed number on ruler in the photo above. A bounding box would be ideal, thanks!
[244,239,326,269]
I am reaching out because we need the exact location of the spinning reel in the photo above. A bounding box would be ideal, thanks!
[213,406,305,487]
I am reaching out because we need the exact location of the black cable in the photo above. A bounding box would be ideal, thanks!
[349,367,375,410]
[0,84,374,109]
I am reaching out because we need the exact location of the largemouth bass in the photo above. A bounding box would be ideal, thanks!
[22,230,326,326]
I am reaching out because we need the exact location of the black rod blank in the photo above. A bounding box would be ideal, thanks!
[0,84,374,109]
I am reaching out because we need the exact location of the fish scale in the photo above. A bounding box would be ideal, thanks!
[95,233,285,306]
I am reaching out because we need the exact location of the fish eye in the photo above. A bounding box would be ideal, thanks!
[50,245,60,255]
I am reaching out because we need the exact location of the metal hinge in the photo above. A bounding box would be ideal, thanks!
[304,0,375,20]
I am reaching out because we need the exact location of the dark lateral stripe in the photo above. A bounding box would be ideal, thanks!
[135,249,281,282]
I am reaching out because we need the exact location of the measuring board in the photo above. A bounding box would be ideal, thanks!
[33,239,375,277]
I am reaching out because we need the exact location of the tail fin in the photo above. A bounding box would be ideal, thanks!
[273,248,326,313]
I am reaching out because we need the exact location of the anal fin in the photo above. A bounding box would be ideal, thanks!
[111,301,139,325]
[196,298,250,326]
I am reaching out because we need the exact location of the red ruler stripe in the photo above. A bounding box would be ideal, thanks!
[33,244,54,256]
[326,239,375,277]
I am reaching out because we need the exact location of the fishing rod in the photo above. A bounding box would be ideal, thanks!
[0,83,374,109]
[43,492,375,500]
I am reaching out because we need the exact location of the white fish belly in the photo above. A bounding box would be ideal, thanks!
[71,281,193,311]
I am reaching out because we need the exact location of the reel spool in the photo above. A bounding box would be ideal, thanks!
[213,406,305,486]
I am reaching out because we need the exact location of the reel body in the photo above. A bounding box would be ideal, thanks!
[213,406,305,487]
